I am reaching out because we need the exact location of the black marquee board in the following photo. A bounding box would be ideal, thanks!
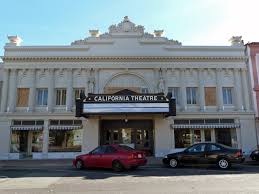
[75,90,176,117]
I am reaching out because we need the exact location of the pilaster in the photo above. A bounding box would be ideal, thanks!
[28,69,36,112]
[0,69,9,112]
[8,69,17,112]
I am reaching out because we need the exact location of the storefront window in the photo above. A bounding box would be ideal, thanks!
[121,128,132,144]
[204,129,212,142]
[10,131,43,153]
[192,129,201,144]
[215,128,237,148]
[32,131,43,152]
[175,129,191,148]
[10,131,20,153]
[48,129,82,152]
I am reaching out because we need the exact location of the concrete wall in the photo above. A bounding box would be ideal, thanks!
[82,118,99,154]
[0,118,10,159]
[240,115,258,154]
[154,117,172,157]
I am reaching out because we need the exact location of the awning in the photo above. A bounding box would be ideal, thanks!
[171,123,241,129]
[49,125,82,130]
[11,126,43,131]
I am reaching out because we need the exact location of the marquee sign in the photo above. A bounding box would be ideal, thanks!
[75,90,176,117]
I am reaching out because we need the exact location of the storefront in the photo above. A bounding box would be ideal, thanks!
[76,89,176,156]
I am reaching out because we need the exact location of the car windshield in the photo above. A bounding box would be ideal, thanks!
[118,145,135,151]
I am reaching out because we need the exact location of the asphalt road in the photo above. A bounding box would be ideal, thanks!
[1,164,259,194]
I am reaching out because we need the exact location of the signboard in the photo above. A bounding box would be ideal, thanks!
[75,90,176,117]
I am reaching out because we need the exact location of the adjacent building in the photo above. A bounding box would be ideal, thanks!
[246,42,259,145]
[0,17,257,159]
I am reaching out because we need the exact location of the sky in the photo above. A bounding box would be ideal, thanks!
[0,0,259,58]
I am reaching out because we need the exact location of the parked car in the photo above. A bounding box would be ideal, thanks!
[73,144,147,171]
[163,142,245,169]
[250,149,259,161]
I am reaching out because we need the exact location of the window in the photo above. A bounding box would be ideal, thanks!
[223,87,233,105]
[193,129,201,144]
[175,129,191,148]
[36,89,48,106]
[17,88,29,107]
[32,131,43,152]
[207,144,221,151]
[56,89,66,105]
[10,131,43,153]
[186,87,197,104]
[141,88,149,94]
[48,129,82,152]
[215,128,237,147]
[74,88,85,102]
[168,87,179,104]
[105,146,117,154]
[205,87,216,106]
[204,129,211,141]
[186,144,206,153]
[91,146,106,154]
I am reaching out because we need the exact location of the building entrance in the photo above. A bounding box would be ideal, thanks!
[100,120,154,156]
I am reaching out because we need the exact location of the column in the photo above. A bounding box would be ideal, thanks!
[8,69,17,112]
[198,69,205,111]
[42,119,49,159]
[84,69,89,95]
[162,68,168,94]
[211,128,216,142]
[233,68,243,111]
[28,69,36,112]
[241,68,250,111]
[47,69,54,112]
[216,68,223,111]
[94,69,99,93]
[201,129,205,142]
[1,69,9,112]
[180,69,187,111]
[153,69,160,93]
[66,69,73,111]
[171,119,175,150]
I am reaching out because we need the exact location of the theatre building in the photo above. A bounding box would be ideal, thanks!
[0,17,257,159]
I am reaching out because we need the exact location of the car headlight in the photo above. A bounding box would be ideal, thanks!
[164,155,168,158]
[254,150,259,154]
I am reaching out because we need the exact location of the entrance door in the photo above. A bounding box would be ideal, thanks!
[100,120,154,156]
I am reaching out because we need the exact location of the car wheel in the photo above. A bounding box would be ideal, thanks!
[112,160,124,172]
[218,158,230,169]
[169,158,179,168]
[75,160,84,170]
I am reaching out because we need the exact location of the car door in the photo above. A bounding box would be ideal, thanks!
[204,143,223,164]
[88,146,105,167]
[181,144,206,165]
[100,146,118,168]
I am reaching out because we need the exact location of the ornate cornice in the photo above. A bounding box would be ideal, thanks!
[2,56,247,62]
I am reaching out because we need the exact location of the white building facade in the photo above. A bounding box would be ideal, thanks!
[0,17,257,159]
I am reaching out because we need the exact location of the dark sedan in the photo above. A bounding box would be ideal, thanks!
[163,142,245,169]
[250,149,259,161]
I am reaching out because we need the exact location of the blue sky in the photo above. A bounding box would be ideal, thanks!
[0,0,259,57]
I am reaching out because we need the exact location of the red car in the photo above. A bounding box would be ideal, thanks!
[73,144,147,171]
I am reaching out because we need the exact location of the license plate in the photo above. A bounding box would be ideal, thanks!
[137,154,142,158]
